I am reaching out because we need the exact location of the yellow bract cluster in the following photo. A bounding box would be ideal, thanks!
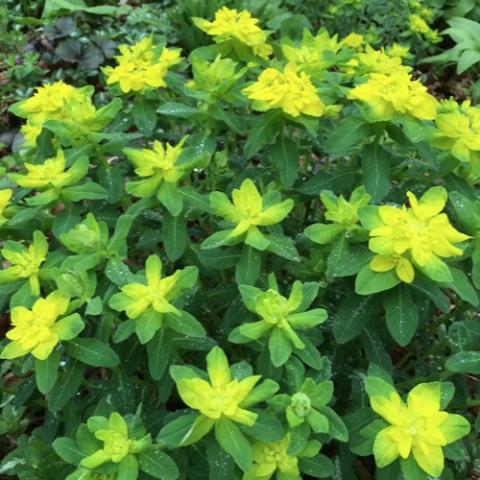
[368,380,470,477]
[193,7,272,59]
[0,189,12,226]
[348,70,437,122]
[242,63,325,117]
[16,81,96,146]
[344,45,411,76]
[367,187,469,282]
[104,36,181,93]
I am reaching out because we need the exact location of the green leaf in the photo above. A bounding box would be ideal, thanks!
[318,406,349,442]
[147,329,173,380]
[411,274,450,313]
[35,350,60,394]
[66,338,119,368]
[324,116,372,154]
[244,110,283,159]
[118,454,139,480]
[138,446,179,480]
[157,413,198,448]
[166,311,206,338]
[266,234,300,261]
[333,294,375,344]
[441,268,479,307]
[446,351,480,374]
[214,418,252,472]
[163,212,188,262]
[271,136,299,188]
[48,359,84,412]
[132,97,157,137]
[355,265,400,295]
[299,454,335,478]
[235,245,261,285]
[361,143,391,202]
[240,411,285,442]
[383,285,419,347]
[62,182,108,201]
[269,328,292,367]
[52,437,86,464]
[326,237,370,280]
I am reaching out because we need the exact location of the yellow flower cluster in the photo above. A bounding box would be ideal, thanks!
[366,187,469,282]
[344,45,411,76]
[408,0,439,42]
[432,100,480,176]
[348,70,437,122]
[192,7,272,59]
[14,81,96,146]
[0,189,12,226]
[242,63,325,117]
[104,36,182,93]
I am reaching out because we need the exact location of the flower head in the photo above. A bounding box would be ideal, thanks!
[231,281,327,366]
[363,186,470,282]
[305,186,371,244]
[0,231,49,294]
[192,7,272,59]
[109,255,198,343]
[242,63,325,117]
[0,189,12,226]
[341,32,364,49]
[203,179,294,250]
[344,45,411,76]
[365,377,471,477]
[104,37,181,93]
[81,413,151,469]
[0,291,84,360]
[172,347,271,428]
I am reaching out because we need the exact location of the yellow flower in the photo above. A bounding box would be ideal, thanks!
[9,149,88,191]
[431,100,480,174]
[0,230,48,295]
[192,7,272,59]
[282,30,340,74]
[21,123,43,147]
[204,178,294,250]
[0,291,84,360]
[340,32,364,49]
[123,137,188,198]
[387,43,410,59]
[364,186,470,282]
[104,36,182,93]
[245,435,300,480]
[174,347,261,426]
[366,378,471,477]
[242,63,325,117]
[344,46,411,76]
[0,189,12,225]
[370,254,415,283]
[409,14,430,34]
[348,71,437,122]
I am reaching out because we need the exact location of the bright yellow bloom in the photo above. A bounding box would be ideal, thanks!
[242,63,325,117]
[0,189,12,225]
[0,291,84,360]
[282,30,340,74]
[341,32,364,49]
[192,7,272,59]
[365,187,470,282]
[175,346,260,426]
[245,435,300,480]
[204,178,294,250]
[387,43,410,59]
[81,413,151,469]
[431,100,480,176]
[104,36,182,93]
[344,46,411,76]
[366,378,471,477]
[348,71,437,122]
[123,137,187,197]
[0,231,48,294]
[9,150,88,191]
[409,14,430,34]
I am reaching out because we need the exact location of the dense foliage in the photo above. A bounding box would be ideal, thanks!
[0,1,479,479]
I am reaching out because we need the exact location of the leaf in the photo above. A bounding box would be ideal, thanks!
[457,48,480,73]
[271,136,299,188]
[445,351,480,374]
[441,268,479,307]
[48,360,84,412]
[299,454,335,478]
[240,411,285,442]
[244,111,283,159]
[157,413,197,448]
[297,167,358,196]
[147,329,173,380]
[326,238,370,280]
[62,182,108,201]
[66,338,119,368]
[324,116,372,154]
[132,97,157,137]
[333,294,375,344]
[269,328,292,367]
[361,143,391,202]
[266,234,300,261]
[355,265,400,295]
[163,212,188,262]
[235,246,261,285]
[35,350,60,394]
[411,274,450,313]
[52,437,86,464]
[214,418,252,472]
[138,446,179,480]
[383,285,419,347]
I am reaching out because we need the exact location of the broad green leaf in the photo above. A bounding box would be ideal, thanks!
[271,136,299,188]
[35,350,60,394]
[361,143,391,202]
[214,418,252,472]
[66,338,119,368]
[138,446,179,480]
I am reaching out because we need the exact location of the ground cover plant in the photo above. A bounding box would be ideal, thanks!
[0,1,479,479]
